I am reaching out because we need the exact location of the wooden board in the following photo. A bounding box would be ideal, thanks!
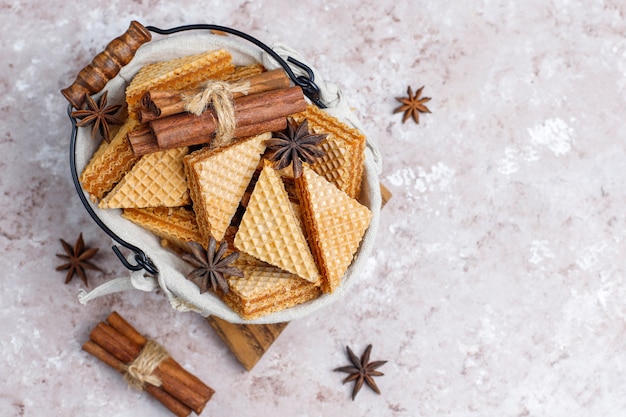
[208,183,392,371]
[207,316,289,371]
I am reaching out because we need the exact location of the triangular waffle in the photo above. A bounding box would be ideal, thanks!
[234,162,320,284]
[296,165,372,293]
[99,146,190,209]
[291,105,366,199]
[80,117,141,202]
[219,261,321,320]
[125,49,235,108]
[122,206,203,253]
[184,133,269,242]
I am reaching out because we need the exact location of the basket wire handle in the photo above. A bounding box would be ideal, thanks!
[68,106,159,276]
[145,24,327,108]
[69,23,325,277]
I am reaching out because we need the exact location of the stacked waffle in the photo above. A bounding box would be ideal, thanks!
[79,49,371,320]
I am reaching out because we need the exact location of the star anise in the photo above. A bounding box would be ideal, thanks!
[70,90,122,142]
[265,119,327,178]
[182,237,244,294]
[55,233,101,286]
[334,344,387,401]
[393,85,431,124]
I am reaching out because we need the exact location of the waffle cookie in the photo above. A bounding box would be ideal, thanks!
[296,165,372,293]
[221,63,266,82]
[99,146,191,209]
[291,105,367,199]
[234,162,320,284]
[125,49,235,108]
[220,261,322,320]
[80,117,141,201]
[122,206,203,253]
[184,133,269,242]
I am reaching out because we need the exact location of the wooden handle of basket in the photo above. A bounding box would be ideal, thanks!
[61,20,152,109]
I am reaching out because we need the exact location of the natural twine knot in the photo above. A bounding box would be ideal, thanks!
[121,339,170,391]
[184,79,250,148]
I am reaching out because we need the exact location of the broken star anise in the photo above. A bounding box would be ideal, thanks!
[334,344,387,401]
[265,119,327,178]
[182,237,244,294]
[70,90,122,143]
[393,85,431,124]
[55,233,101,287]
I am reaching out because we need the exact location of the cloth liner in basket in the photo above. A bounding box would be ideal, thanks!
[75,31,383,324]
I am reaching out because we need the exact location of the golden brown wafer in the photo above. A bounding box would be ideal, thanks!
[122,206,203,253]
[125,49,235,108]
[184,133,269,242]
[296,165,372,293]
[221,63,266,82]
[234,162,320,284]
[220,261,321,320]
[291,104,366,198]
[80,117,142,201]
[99,146,190,209]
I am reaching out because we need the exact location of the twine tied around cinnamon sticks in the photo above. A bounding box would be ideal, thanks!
[183,79,250,148]
[128,69,304,156]
[83,312,214,417]
[121,339,170,391]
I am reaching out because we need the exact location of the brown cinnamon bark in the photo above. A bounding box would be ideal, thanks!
[127,128,161,156]
[138,68,291,122]
[150,86,306,150]
[82,340,192,417]
[106,311,215,413]
[128,117,287,156]
[85,313,214,415]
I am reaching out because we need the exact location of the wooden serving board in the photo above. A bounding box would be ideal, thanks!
[208,183,392,371]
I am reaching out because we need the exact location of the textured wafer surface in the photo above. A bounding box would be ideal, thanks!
[291,105,366,199]
[80,117,141,201]
[221,63,266,82]
[99,147,190,209]
[184,133,269,242]
[220,262,321,320]
[122,206,203,253]
[296,165,372,293]
[125,49,235,108]
[234,163,320,283]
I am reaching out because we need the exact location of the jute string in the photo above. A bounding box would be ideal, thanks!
[184,80,250,148]
[121,339,170,391]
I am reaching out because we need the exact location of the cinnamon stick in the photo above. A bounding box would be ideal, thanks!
[86,314,214,415]
[83,340,192,417]
[127,128,161,156]
[150,86,306,150]
[105,312,214,415]
[88,322,208,414]
[138,68,290,122]
[128,117,287,156]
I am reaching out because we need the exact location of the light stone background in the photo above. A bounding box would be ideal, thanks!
[1,1,625,416]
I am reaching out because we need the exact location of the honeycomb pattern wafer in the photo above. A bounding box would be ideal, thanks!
[125,49,235,108]
[80,117,141,201]
[184,133,269,242]
[234,162,320,284]
[291,104,366,199]
[296,165,372,293]
[220,261,321,320]
[122,206,203,253]
[221,63,266,82]
[99,146,190,209]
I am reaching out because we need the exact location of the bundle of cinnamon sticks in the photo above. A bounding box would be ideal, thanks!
[128,68,307,156]
[83,311,214,417]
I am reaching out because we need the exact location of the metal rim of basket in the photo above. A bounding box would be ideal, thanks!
[67,24,327,276]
